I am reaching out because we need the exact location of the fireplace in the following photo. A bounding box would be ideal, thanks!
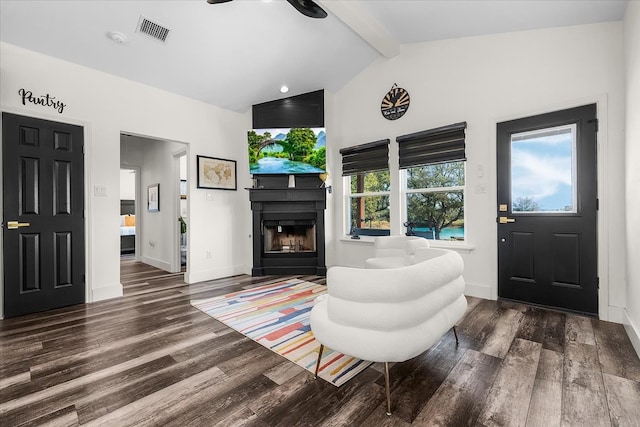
[263,219,316,254]
[249,176,326,276]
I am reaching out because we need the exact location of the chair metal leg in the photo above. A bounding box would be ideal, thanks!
[453,325,459,345]
[314,344,324,379]
[384,362,392,416]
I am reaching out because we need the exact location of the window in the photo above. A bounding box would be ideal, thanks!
[340,139,390,237]
[397,122,467,241]
[510,124,577,213]
[348,170,391,236]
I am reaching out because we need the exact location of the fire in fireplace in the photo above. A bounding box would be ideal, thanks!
[263,220,316,254]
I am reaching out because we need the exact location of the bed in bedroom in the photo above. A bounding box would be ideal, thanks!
[120,199,136,254]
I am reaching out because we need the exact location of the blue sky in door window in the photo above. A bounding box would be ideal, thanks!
[511,124,577,213]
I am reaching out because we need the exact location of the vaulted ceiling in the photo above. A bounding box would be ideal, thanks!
[0,0,629,112]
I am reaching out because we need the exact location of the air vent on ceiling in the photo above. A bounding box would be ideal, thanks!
[136,16,170,43]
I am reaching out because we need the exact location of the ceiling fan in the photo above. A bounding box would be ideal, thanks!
[206,0,328,19]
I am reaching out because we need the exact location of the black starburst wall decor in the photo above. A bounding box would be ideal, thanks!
[380,83,410,120]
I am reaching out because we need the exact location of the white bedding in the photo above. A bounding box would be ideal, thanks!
[120,226,136,236]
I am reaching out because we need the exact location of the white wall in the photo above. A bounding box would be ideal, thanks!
[327,22,627,321]
[0,42,253,316]
[119,169,136,201]
[624,1,640,353]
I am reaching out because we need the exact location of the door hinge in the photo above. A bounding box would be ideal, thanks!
[597,277,600,289]
[588,118,599,132]
[596,199,599,210]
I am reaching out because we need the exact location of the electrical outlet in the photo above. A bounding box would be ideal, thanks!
[206,251,212,259]
[94,185,107,196]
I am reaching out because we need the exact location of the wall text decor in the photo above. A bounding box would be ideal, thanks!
[18,88,66,114]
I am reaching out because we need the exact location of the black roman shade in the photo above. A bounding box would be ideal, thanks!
[339,139,389,176]
[396,122,467,169]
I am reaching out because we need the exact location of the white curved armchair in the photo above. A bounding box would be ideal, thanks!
[310,243,467,415]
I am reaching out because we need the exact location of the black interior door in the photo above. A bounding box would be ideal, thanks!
[496,104,598,315]
[2,112,85,317]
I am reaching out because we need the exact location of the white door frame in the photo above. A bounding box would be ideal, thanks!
[172,148,188,273]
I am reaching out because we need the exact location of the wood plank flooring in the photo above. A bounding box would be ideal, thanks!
[1,260,640,426]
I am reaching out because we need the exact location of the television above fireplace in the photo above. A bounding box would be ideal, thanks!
[248,127,326,175]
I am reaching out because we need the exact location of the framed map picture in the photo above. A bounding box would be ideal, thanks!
[197,155,237,190]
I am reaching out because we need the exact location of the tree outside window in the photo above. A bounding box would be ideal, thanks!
[404,162,465,240]
[348,170,390,236]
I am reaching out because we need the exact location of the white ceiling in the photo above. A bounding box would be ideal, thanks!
[0,0,629,112]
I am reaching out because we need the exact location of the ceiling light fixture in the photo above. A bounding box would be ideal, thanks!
[107,31,128,45]
[280,85,290,94]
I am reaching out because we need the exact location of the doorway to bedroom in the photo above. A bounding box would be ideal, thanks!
[120,133,189,295]
[119,168,138,260]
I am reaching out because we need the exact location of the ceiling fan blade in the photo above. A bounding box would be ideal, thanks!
[286,0,327,19]
[206,0,233,4]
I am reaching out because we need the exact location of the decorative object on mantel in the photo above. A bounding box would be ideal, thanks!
[147,183,160,212]
[196,155,237,190]
[380,83,410,121]
[288,174,296,188]
[319,172,332,193]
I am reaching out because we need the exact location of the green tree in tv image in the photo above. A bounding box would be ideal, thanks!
[248,128,326,172]
[247,130,271,164]
[406,162,464,240]
[281,128,317,162]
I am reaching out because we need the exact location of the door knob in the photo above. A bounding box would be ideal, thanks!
[6,221,31,229]
[498,217,515,224]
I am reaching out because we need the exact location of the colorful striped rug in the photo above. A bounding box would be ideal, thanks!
[190,279,372,387]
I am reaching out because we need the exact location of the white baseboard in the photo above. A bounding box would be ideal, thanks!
[140,256,172,273]
[185,264,247,284]
[465,282,492,300]
[607,305,626,324]
[624,309,640,359]
[92,284,123,302]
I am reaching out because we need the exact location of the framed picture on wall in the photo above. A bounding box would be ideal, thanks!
[148,183,160,212]
[197,155,237,190]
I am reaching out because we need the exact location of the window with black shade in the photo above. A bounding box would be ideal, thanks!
[340,140,391,237]
[397,122,467,241]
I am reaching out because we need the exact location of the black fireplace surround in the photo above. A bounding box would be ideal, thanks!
[249,175,327,276]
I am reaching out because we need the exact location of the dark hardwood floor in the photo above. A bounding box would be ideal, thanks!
[1,260,639,426]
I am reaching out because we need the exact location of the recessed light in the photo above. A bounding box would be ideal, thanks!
[280,85,289,94]
[107,31,128,45]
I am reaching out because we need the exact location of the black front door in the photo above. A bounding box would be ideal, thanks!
[497,104,598,315]
[2,113,85,317]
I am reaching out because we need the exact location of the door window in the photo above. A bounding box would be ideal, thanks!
[510,124,577,213]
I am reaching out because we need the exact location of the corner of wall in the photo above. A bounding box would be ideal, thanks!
[464,282,492,300]
[140,256,172,273]
[185,264,247,285]
[624,309,640,358]
[92,284,123,302]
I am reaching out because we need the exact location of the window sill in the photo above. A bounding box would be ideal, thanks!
[338,236,475,253]
[339,236,376,245]
[427,240,475,253]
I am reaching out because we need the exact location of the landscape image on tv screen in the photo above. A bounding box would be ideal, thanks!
[248,128,326,175]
